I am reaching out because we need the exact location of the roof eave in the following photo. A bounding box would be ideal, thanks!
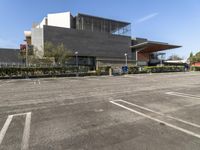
[130,42,182,51]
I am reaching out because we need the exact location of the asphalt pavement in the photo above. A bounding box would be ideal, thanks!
[0,72,200,150]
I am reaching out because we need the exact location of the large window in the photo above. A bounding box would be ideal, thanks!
[65,56,96,67]
[76,14,131,36]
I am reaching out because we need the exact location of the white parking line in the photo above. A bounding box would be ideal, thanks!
[0,83,8,87]
[114,99,200,128]
[33,79,41,85]
[12,112,29,117]
[0,112,32,149]
[110,100,200,139]
[0,115,13,145]
[166,92,200,99]
[21,112,31,150]
[0,80,15,87]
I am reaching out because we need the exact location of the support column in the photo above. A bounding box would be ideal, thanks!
[136,50,138,66]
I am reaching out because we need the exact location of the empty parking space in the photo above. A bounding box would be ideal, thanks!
[0,72,200,149]
[0,112,31,150]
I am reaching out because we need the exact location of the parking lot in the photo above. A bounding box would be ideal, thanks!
[0,72,200,150]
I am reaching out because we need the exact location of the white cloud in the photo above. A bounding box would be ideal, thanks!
[136,13,159,24]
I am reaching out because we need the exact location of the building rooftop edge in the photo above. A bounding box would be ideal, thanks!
[77,13,131,25]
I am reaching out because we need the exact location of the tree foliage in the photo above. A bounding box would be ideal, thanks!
[44,42,72,65]
[189,51,200,64]
[167,54,183,60]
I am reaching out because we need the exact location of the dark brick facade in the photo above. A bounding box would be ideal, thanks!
[0,48,22,64]
[43,26,132,60]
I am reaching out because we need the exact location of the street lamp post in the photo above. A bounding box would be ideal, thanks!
[23,40,28,67]
[135,50,138,66]
[75,51,79,77]
[26,43,28,67]
[124,53,128,66]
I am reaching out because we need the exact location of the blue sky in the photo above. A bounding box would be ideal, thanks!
[0,0,200,59]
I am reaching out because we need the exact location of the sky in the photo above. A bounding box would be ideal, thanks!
[0,0,200,59]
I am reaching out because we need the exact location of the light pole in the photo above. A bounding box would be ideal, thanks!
[124,53,128,66]
[24,40,28,67]
[26,43,28,67]
[135,50,138,66]
[75,51,79,77]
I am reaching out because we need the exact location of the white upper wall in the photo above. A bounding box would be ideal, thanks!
[47,12,72,28]
[36,17,47,28]
[31,28,44,58]
[35,11,72,29]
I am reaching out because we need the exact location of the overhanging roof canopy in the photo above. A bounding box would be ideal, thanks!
[77,13,131,32]
[130,41,181,53]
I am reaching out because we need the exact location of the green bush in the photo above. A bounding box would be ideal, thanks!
[0,66,92,79]
[0,65,187,79]
[128,66,184,74]
[128,66,140,74]
[191,66,200,71]
[143,66,185,73]
[96,66,111,76]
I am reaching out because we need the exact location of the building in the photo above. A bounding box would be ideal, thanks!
[0,48,22,66]
[131,38,181,66]
[23,11,181,69]
[192,62,200,67]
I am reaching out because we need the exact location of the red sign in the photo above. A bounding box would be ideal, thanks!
[20,44,26,50]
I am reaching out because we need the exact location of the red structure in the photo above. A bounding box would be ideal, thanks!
[131,38,181,66]
[192,62,200,67]
[20,44,26,55]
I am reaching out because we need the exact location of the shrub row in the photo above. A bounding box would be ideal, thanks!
[98,66,185,75]
[143,66,185,73]
[128,66,140,74]
[191,66,200,71]
[128,66,185,74]
[96,66,111,75]
[0,66,187,79]
[0,67,93,79]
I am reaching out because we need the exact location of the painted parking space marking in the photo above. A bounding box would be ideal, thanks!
[166,92,200,99]
[0,112,32,150]
[113,99,200,128]
[110,100,200,139]
[21,112,32,150]
[33,79,41,85]
[0,81,11,87]
[0,115,13,145]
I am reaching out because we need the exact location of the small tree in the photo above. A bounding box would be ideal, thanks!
[189,52,194,58]
[189,51,200,64]
[189,52,195,64]
[44,42,72,66]
[167,54,183,60]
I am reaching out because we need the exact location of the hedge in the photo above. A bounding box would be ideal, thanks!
[191,66,200,71]
[0,66,114,79]
[96,66,111,75]
[128,66,185,74]
[0,65,187,79]
[143,66,185,73]
[128,66,140,74]
[0,66,94,79]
